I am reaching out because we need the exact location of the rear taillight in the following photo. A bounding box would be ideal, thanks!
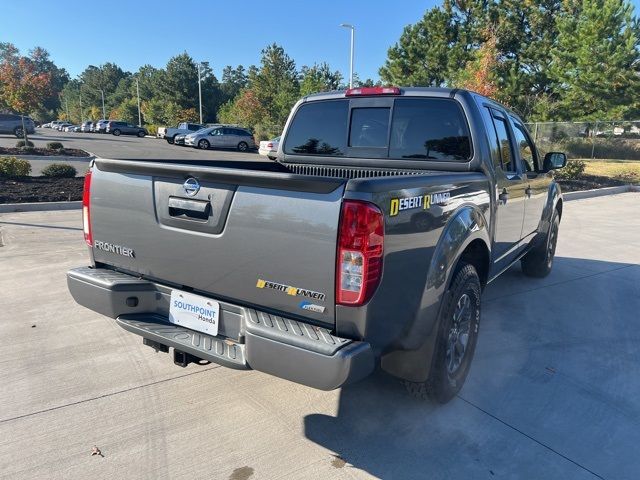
[82,170,92,246]
[345,87,400,96]
[336,200,384,306]
[267,142,273,148]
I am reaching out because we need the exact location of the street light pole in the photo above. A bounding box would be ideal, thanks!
[197,63,203,124]
[340,23,355,88]
[135,77,142,127]
[98,89,106,119]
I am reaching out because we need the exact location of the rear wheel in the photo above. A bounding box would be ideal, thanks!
[521,210,559,278]
[404,263,481,403]
[198,139,210,150]
[237,141,248,152]
[166,136,175,144]
[112,129,121,136]
[14,127,24,138]
[137,130,145,137]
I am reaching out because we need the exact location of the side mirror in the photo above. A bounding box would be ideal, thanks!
[543,152,567,171]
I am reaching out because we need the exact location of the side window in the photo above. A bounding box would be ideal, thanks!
[480,107,502,171]
[489,109,515,172]
[511,119,538,172]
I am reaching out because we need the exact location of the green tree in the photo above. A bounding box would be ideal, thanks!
[549,0,640,120]
[299,63,342,96]
[250,44,300,126]
[379,3,470,87]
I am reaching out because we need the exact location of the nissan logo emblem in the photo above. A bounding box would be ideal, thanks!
[183,177,200,196]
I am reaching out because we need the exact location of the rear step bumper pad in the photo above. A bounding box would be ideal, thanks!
[68,267,374,390]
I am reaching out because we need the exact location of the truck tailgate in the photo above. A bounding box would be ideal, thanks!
[89,159,346,326]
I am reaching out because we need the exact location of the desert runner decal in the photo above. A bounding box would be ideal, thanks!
[256,278,326,302]
[389,191,451,217]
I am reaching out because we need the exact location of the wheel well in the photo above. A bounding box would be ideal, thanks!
[457,239,490,288]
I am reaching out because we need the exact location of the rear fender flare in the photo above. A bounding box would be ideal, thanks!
[381,205,490,382]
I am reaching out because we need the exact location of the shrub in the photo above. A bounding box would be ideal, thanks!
[555,159,586,180]
[46,142,64,150]
[15,140,34,148]
[41,163,77,178]
[0,156,31,177]
[144,124,158,136]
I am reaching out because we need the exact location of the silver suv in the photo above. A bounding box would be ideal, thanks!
[184,126,256,151]
[0,113,35,137]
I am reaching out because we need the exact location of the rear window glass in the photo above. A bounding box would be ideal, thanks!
[284,97,470,161]
[284,101,348,156]
[349,108,389,148]
[389,98,470,160]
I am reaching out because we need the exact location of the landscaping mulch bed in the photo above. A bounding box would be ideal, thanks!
[0,176,84,203]
[557,174,629,192]
[0,147,90,157]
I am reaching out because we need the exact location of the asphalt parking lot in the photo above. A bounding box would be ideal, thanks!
[0,129,265,163]
[0,193,639,480]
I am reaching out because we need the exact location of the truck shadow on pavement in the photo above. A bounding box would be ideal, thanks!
[304,257,639,479]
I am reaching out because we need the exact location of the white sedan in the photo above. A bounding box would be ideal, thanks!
[258,136,280,160]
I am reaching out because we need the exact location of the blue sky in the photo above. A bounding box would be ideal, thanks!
[1,0,441,81]
[3,0,640,83]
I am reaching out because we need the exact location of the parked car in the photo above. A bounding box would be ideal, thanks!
[68,86,567,402]
[0,113,36,137]
[185,126,256,151]
[106,121,147,137]
[57,122,73,131]
[160,122,205,144]
[50,121,65,130]
[174,133,187,146]
[94,119,110,133]
[81,121,94,133]
[259,136,281,160]
[42,122,52,128]
[64,125,79,132]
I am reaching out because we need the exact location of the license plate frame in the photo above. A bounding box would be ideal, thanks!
[169,290,220,336]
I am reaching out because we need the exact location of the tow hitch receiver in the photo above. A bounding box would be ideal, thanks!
[173,349,198,367]
[143,338,168,353]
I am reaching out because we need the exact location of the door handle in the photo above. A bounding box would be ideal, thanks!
[525,186,532,198]
[499,188,509,204]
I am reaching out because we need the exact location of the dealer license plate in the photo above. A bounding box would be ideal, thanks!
[169,290,220,336]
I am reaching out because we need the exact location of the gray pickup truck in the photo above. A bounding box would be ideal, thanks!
[68,87,566,402]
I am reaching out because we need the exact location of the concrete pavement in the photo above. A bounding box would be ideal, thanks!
[0,193,638,479]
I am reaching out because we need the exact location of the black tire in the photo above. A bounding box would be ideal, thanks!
[166,136,175,144]
[237,141,248,152]
[198,139,210,150]
[14,127,24,138]
[404,263,481,403]
[521,210,559,278]
[137,130,145,137]
[112,129,121,136]
[267,155,277,160]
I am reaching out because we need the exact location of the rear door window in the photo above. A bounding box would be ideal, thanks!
[284,100,348,156]
[489,109,516,172]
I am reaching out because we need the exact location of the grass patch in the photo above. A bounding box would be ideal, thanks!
[578,160,640,182]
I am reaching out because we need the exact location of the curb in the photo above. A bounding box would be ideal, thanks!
[563,184,639,201]
[13,155,94,162]
[0,201,82,213]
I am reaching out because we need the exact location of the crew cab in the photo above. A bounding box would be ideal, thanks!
[158,122,205,144]
[67,87,566,402]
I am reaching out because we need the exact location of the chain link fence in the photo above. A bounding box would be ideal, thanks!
[525,121,640,161]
